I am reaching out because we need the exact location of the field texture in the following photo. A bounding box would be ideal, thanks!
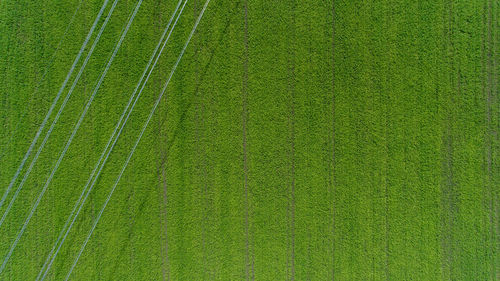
[0,0,499,280]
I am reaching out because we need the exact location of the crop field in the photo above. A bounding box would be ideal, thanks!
[0,0,499,280]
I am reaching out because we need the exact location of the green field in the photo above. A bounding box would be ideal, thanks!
[0,0,498,280]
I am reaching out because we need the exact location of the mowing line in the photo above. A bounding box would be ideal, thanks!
[287,2,296,279]
[159,31,170,281]
[381,3,391,280]
[0,0,111,212]
[0,0,84,160]
[487,0,493,279]
[36,1,187,280]
[289,85,296,281]
[0,0,120,230]
[0,0,142,274]
[242,0,253,280]
[153,1,171,280]
[440,1,457,279]
[153,1,169,280]
[194,82,209,280]
[64,1,210,278]
[493,2,499,278]
[481,1,489,278]
[330,1,336,280]
[192,0,211,278]
[486,0,498,279]
[160,166,170,281]
[450,0,461,278]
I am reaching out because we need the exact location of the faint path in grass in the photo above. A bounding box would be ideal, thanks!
[382,4,390,278]
[486,0,493,279]
[286,2,296,279]
[485,0,498,279]
[495,6,499,275]
[495,4,499,271]
[160,167,170,281]
[197,115,209,279]
[242,0,254,280]
[441,1,458,279]
[192,2,210,277]
[107,190,147,280]
[80,3,97,276]
[154,0,170,279]
[330,2,336,280]
[383,113,389,281]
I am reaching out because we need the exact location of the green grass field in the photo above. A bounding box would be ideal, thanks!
[0,0,498,280]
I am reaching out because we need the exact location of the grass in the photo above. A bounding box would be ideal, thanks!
[0,0,498,280]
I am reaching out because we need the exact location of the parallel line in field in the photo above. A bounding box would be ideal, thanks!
[287,2,296,278]
[383,109,390,281]
[452,3,461,280]
[197,103,210,280]
[486,1,498,280]
[382,4,390,278]
[481,1,489,278]
[330,2,336,280]
[441,0,458,279]
[154,1,170,280]
[494,2,500,278]
[193,6,209,279]
[160,166,170,281]
[193,1,210,278]
[191,0,211,278]
[486,0,493,279]
[289,94,296,281]
[242,0,253,280]
[495,1,500,269]
[441,0,455,280]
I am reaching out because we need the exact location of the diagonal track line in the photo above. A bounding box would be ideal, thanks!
[0,0,111,211]
[65,1,211,279]
[37,1,186,279]
[0,0,121,228]
[0,0,143,275]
